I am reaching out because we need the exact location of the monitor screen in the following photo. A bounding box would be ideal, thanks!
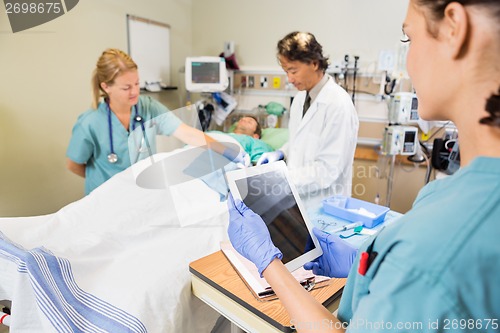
[191,62,220,84]
[234,169,315,264]
[185,57,228,92]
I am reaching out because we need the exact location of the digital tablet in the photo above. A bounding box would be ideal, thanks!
[226,161,323,272]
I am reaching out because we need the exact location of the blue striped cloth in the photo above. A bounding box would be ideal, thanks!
[0,232,147,333]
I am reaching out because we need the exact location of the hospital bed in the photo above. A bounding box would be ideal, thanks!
[0,142,241,332]
[0,111,289,332]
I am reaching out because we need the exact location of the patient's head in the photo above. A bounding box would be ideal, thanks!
[233,116,262,139]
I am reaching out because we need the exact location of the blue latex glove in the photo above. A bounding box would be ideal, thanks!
[227,194,283,277]
[222,148,250,168]
[256,150,284,165]
[303,227,358,278]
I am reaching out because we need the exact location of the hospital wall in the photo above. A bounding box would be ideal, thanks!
[0,0,421,217]
[190,0,425,213]
[0,0,193,216]
[191,0,409,69]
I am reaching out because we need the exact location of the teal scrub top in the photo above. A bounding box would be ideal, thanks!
[338,157,500,332]
[66,95,182,194]
[227,133,273,163]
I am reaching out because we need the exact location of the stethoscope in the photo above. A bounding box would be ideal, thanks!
[107,102,151,164]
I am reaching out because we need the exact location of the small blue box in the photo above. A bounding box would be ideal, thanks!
[322,196,390,228]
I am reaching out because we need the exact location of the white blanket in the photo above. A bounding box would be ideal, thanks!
[0,149,232,332]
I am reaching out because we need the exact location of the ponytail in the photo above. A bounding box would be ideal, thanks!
[91,69,102,110]
[479,87,500,128]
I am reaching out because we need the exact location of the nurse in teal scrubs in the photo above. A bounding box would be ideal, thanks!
[226,0,500,331]
[67,49,233,195]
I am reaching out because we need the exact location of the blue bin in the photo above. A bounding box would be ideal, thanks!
[322,196,390,228]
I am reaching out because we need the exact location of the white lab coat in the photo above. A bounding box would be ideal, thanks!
[281,76,359,209]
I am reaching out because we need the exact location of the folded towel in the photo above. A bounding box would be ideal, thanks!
[0,232,146,333]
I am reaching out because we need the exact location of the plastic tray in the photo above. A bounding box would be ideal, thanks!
[322,195,390,228]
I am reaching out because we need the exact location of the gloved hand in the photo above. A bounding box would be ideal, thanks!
[303,228,358,278]
[227,194,283,277]
[256,150,284,165]
[223,149,250,168]
[238,151,251,168]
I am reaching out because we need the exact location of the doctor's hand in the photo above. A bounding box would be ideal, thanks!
[256,150,284,165]
[227,194,283,277]
[304,228,358,278]
[223,149,250,168]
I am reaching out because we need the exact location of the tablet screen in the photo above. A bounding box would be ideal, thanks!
[234,169,316,264]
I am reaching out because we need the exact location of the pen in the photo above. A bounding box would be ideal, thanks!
[329,221,363,234]
[358,252,369,276]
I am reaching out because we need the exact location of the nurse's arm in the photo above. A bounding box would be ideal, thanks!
[172,123,228,155]
[66,158,86,178]
[263,259,345,333]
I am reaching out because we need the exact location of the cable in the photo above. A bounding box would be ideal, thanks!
[444,139,458,150]
[352,56,360,105]
[423,121,452,142]
[399,158,418,173]
[343,54,349,91]
[384,77,396,95]
[407,141,429,163]
[342,87,379,96]
[423,152,433,184]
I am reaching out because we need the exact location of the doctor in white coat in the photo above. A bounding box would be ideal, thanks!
[258,31,359,208]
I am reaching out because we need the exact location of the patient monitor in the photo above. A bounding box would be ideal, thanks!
[382,125,418,156]
[185,56,229,93]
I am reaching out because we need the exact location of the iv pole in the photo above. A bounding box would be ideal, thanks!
[385,154,397,208]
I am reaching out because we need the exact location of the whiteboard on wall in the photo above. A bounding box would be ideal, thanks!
[127,15,171,88]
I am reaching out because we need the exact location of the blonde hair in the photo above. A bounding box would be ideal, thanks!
[91,48,138,109]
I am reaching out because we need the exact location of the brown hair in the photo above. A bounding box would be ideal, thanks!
[480,88,500,127]
[416,0,500,127]
[416,0,499,22]
[245,115,262,139]
[277,32,329,73]
[91,49,138,109]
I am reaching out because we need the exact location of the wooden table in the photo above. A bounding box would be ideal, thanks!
[189,250,346,333]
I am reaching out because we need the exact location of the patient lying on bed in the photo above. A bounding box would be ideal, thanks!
[209,115,274,164]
